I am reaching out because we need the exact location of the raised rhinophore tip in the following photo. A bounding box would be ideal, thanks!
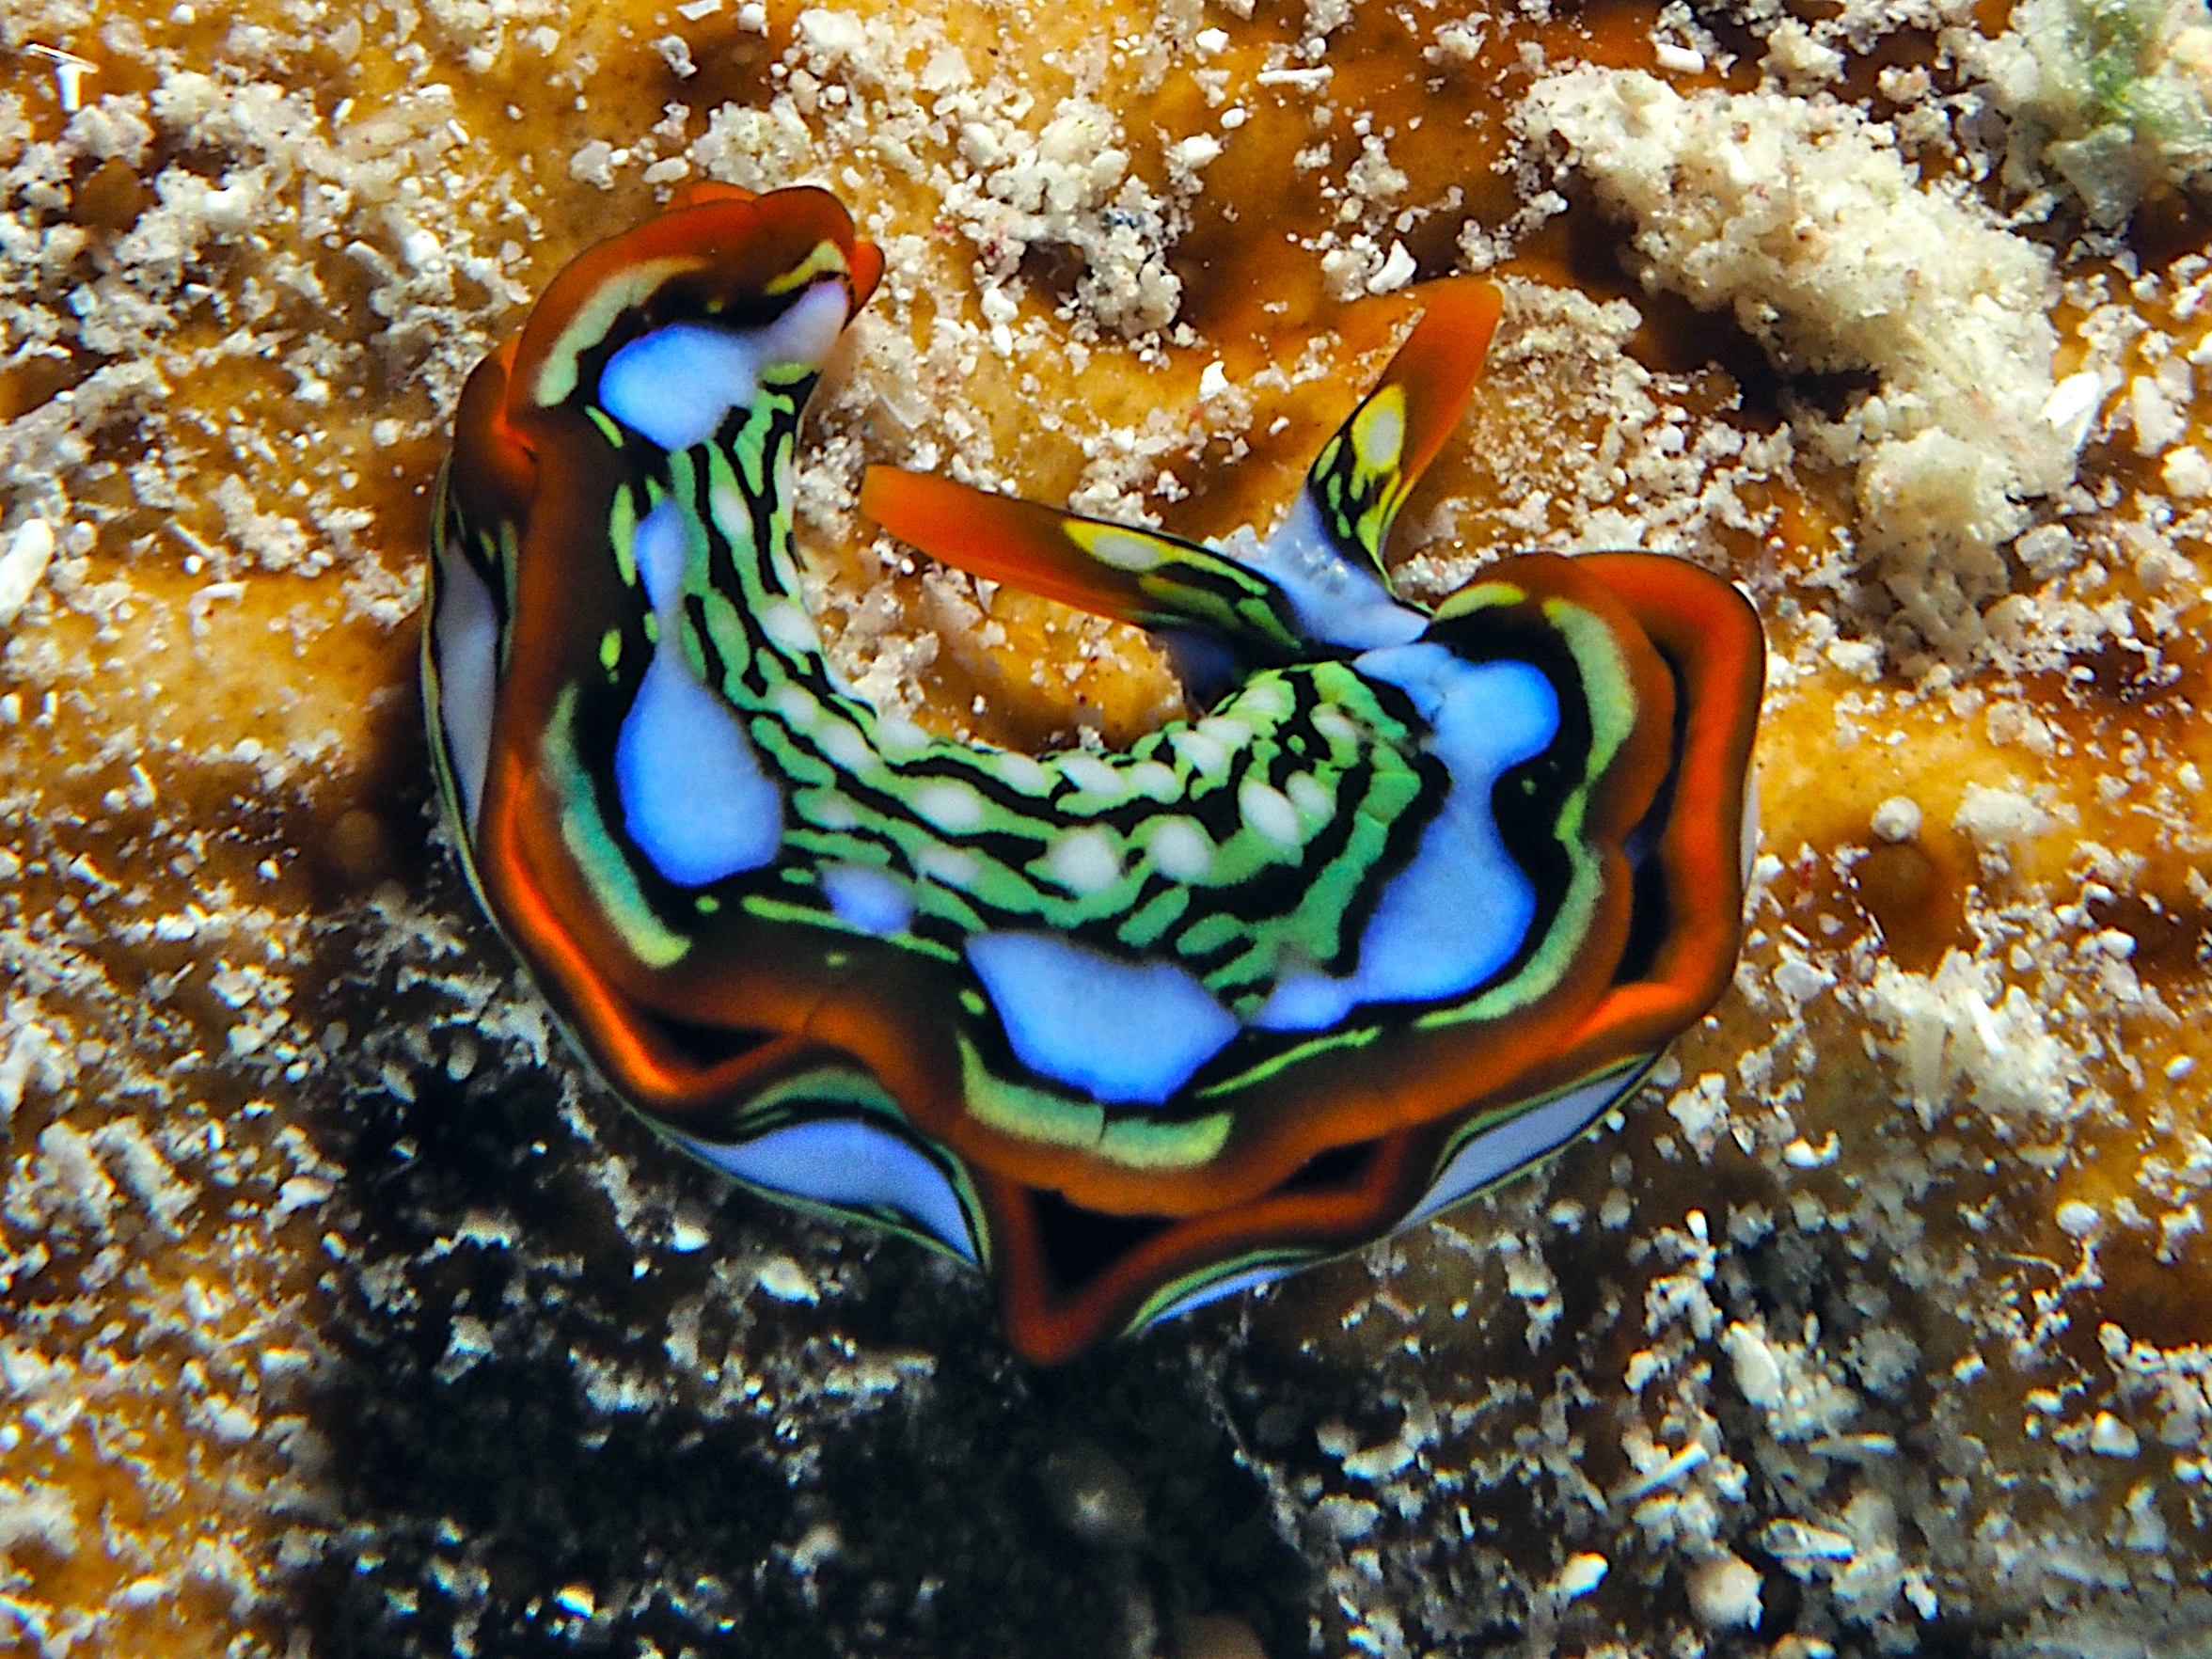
[504,183,883,423]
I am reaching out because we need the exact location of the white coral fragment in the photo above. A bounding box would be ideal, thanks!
[0,519,55,627]
[1522,69,2074,659]
[1964,0,2212,226]
[1864,950,2093,1127]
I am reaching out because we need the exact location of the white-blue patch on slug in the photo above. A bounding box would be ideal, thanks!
[965,930,1240,1105]
[432,541,499,833]
[599,279,852,451]
[1255,651,1558,1030]
[672,1117,978,1261]
[1398,1064,1641,1226]
[1136,1260,1298,1329]
[1238,493,1428,650]
[615,497,784,885]
[822,862,915,935]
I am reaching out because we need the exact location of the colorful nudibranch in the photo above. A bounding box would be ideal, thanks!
[424,182,1764,1365]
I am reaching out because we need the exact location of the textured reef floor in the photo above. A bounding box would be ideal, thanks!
[3,0,2212,1653]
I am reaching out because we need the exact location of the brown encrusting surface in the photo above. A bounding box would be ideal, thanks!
[3,0,2211,1653]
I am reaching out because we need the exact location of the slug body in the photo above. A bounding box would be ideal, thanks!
[425,183,1765,1364]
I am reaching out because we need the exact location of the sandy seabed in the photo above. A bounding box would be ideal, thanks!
[2,0,2211,1653]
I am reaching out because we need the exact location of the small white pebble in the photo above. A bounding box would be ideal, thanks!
[2055,1200,2101,1239]
[754,1256,818,1304]
[260,1347,312,1378]
[1782,1132,1840,1169]
[1869,795,1921,844]
[2167,1055,2196,1081]
[1170,133,1223,171]
[2131,376,2185,455]
[2164,445,2212,498]
[2094,927,2136,960]
[1653,40,1706,73]
[669,1215,710,1253]
[1367,239,1417,293]
[1724,1323,1784,1408]
[1686,1555,1762,1629]
[2089,1412,2141,1458]
[2041,371,2105,450]
[1193,26,1229,53]
[1198,360,1229,400]
[553,1584,596,1617]
[1555,1553,1608,1601]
